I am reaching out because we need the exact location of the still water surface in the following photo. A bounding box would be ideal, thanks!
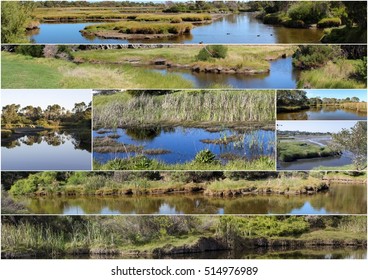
[28,13,324,44]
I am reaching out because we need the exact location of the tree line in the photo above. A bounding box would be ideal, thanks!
[2,102,91,128]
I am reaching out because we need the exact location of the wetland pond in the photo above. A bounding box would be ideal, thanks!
[93,127,275,165]
[1,129,91,170]
[14,183,366,215]
[278,106,367,120]
[28,13,324,44]
[149,56,299,89]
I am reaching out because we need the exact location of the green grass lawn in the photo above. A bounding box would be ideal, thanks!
[1,52,193,89]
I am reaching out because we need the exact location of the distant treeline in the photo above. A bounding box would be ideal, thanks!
[1,102,91,128]
[277,90,366,111]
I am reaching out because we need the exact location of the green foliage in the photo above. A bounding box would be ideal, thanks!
[332,121,367,170]
[9,172,59,195]
[67,172,88,185]
[288,1,329,24]
[277,90,308,107]
[317,17,342,28]
[1,1,35,43]
[292,45,343,69]
[196,45,228,61]
[278,141,340,162]
[218,216,310,240]
[15,45,44,58]
[354,57,367,81]
[194,149,217,164]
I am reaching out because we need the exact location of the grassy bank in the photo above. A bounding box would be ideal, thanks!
[278,141,340,162]
[7,172,333,197]
[94,155,275,171]
[2,216,366,259]
[1,52,193,89]
[74,45,295,71]
[93,90,275,128]
[297,60,366,89]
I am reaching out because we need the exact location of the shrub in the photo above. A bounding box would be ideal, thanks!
[196,45,228,61]
[292,45,343,69]
[15,45,44,57]
[288,1,329,24]
[9,172,58,195]
[194,149,217,164]
[317,17,342,28]
[354,57,367,81]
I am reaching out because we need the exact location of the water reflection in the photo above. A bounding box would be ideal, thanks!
[278,106,367,120]
[16,184,366,214]
[93,127,275,164]
[29,13,324,44]
[148,57,299,89]
[1,129,91,170]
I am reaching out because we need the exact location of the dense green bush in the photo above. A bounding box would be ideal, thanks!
[15,45,44,57]
[292,45,343,69]
[9,172,58,195]
[288,1,329,24]
[317,17,342,28]
[354,57,367,81]
[196,45,228,61]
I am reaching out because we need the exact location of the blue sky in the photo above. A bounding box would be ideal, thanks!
[304,89,367,101]
[1,89,91,111]
[277,121,359,133]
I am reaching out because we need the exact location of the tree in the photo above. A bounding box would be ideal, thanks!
[1,1,35,43]
[351,97,360,102]
[277,90,308,107]
[2,104,21,127]
[332,121,367,169]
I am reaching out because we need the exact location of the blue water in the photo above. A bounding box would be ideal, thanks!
[1,132,91,170]
[28,13,323,44]
[150,57,299,89]
[93,127,275,164]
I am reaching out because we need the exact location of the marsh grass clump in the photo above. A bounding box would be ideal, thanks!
[93,90,275,128]
[278,141,340,162]
[194,149,217,164]
[84,21,193,35]
[196,45,228,61]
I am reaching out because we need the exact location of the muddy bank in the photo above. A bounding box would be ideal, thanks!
[322,177,367,184]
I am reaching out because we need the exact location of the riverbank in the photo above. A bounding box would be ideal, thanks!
[8,175,331,197]
[2,216,366,259]
[73,45,295,75]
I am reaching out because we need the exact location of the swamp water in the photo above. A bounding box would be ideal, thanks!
[15,184,366,215]
[149,56,299,89]
[93,127,275,165]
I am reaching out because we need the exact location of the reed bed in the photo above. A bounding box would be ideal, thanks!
[84,21,193,35]
[93,90,275,128]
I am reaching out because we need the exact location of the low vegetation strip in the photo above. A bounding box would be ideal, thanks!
[5,171,347,197]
